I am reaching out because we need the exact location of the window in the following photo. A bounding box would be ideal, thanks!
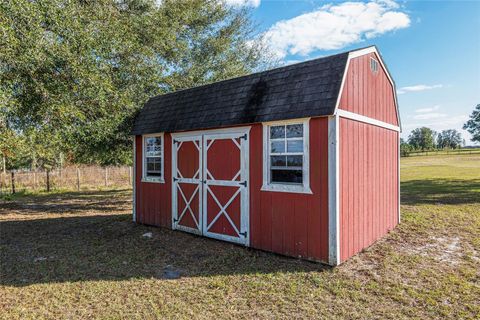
[262,119,311,194]
[370,57,379,73]
[143,134,164,182]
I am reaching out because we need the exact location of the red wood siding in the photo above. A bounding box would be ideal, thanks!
[338,52,399,126]
[134,117,330,263]
[249,118,330,262]
[339,117,399,262]
[135,134,172,228]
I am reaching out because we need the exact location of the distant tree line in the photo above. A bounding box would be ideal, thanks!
[400,104,480,156]
[400,128,465,156]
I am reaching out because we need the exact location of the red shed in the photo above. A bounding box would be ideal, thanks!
[131,46,400,266]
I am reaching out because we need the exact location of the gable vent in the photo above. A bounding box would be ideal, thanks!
[370,58,379,73]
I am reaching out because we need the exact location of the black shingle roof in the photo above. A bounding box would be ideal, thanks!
[132,51,349,135]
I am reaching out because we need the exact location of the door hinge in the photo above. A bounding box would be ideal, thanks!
[203,180,207,184]
[240,133,247,140]
[239,181,247,187]
[239,231,248,237]
[173,177,178,182]
[173,139,179,144]
[173,218,178,223]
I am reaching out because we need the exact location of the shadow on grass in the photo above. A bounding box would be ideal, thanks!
[401,178,480,205]
[0,189,131,216]
[0,214,327,286]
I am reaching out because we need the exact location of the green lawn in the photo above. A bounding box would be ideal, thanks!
[1,155,479,319]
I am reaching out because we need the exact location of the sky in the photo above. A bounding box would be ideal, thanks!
[227,0,480,144]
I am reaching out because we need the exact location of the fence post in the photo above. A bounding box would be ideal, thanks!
[104,167,108,187]
[46,169,50,192]
[76,167,81,191]
[11,171,15,194]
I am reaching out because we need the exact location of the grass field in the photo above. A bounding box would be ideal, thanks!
[1,155,479,319]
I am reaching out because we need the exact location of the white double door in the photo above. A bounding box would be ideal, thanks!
[172,128,249,245]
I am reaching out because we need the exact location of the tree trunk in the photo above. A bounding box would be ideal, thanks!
[104,167,108,187]
[46,169,50,192]
[76,167,81,191]
[11,171,15,194]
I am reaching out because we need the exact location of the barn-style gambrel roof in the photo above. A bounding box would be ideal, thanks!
[132,46,398,135]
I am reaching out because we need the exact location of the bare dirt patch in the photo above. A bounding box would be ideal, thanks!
[400,235,463,266]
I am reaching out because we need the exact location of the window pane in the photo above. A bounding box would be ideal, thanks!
[286,124,303,138]
[287,155,302,167]
[271,141,285,153]
[271,155,286,167]
[146,136,162,156]
[271,169,303,184]
[287,140,303,152]
[270,126,285,139]
[146,157,162,177]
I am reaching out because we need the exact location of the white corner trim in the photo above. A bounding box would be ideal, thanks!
[328,115,340,266]
[133,137,136,222]
[261,118,312,194]
[142,132,165,183]
[398,133,401,224]
[337,109,400,132]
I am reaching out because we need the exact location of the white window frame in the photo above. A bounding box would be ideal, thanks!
[261,118,312,194]
[142,133,164,183]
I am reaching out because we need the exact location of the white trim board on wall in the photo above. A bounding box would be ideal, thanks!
[336,109,400,132]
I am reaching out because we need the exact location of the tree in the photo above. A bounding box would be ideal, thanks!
[408,127,436,151]
[463,104,480,143]
[0,0,272,166]
[400,138,413,157]
[437,129,463,149]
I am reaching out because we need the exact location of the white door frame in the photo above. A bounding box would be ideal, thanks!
[171,134,203,235]
[171,126,250,246]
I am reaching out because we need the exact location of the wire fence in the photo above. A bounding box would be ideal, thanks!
[0,165,133,195]
[402,148,480,157]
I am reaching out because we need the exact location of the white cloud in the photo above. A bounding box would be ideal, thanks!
[415,105,440,113]
[397,84,443,94]
[413,112,447,120]
[263,0,410,59]
[224,0,260,8]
